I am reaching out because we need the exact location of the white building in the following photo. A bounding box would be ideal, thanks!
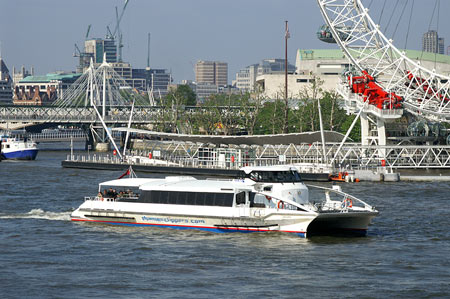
[235,64,258,91]
[235,59,295,92]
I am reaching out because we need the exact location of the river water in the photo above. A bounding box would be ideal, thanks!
[1,150,449,298]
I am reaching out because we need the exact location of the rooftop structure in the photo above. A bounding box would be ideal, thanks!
[13,73,81,105]
[12,66,33,85]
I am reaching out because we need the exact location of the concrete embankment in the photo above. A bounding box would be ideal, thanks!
[400,175,450,182]
[351,169,450,182]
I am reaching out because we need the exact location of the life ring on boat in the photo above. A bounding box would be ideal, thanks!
[265,195,272,201]
[277,201,285,210]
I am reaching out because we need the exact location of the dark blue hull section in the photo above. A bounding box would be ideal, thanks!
[1,149,38,160]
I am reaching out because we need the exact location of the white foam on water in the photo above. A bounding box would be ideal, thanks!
[0,209,72,221]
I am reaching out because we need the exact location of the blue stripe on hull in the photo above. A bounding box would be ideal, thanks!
[72,218,307,238]
[1,149,38,160]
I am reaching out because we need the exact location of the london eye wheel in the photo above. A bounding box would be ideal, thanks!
[317,0,450,123]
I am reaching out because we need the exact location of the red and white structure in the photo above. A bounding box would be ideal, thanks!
[317,0,450,155]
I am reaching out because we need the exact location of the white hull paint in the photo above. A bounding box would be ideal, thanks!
[71,167,378,238]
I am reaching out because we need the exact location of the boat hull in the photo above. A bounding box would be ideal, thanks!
[71,205,315,238]
[307,212,378,236]
[1,149,38,160]
[71,202,376,238]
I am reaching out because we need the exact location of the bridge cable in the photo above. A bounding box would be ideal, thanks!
[403,0,415,50]
[435,0,440,70]
[383,0,399,35]
[377,0,387,26]
[420,0,439,62]
[392,0,408,41]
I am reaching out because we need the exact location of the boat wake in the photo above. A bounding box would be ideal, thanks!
[0,209,72,221]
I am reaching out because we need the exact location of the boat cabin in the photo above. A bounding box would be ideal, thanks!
[238,166,303,183]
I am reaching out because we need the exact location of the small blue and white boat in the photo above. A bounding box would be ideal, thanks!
[0,134,38,160]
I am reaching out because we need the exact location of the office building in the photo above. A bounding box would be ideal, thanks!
[422,30,444,54]
[132,68,172,96]
[0,57,12,104]
[235,59,296,92]
[439,38,445,55]
[195,61,228,86]
[84,38,117,64]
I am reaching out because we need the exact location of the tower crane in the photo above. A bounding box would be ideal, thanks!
[73,24,93,72]
[107,0,130,63]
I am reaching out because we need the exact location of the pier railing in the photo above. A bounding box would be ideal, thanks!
[67,142,450,170]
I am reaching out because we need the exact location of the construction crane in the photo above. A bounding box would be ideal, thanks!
[73,24,93,72]
[109,0,130,63]
[85,24,92,40]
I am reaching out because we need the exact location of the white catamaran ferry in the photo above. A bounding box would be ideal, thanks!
[71,166,378,237]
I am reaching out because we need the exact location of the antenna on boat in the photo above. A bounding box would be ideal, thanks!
[122,96,136,157]
[128,166,137,178]
[317,95,327,164]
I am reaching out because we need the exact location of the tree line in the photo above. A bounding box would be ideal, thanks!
[148,79,361,142]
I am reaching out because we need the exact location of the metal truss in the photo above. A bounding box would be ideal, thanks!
[131,140,450,169]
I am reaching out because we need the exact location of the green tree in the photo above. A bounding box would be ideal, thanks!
[165,84,197,106]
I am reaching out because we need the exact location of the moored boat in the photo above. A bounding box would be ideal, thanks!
[71,166,378,237]
[0,134,38,160]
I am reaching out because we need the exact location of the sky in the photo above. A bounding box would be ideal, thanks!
[1,0,449,83]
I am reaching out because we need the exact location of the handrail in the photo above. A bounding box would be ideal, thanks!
[305,184,375,211]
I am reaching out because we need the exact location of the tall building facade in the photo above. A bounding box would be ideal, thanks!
[439,38,445,55]
[235,64,258,91]
[0,57,12,104]
[132,68,171,96]
[76,38,118,72]
[84,38,117,64]
[195,61,228,86]
[423,30,445,54]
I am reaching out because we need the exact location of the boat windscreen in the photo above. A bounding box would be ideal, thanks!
[240,170,302,183]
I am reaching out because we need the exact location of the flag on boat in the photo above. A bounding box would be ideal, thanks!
[118,169,130,179]
[117,166,137,179]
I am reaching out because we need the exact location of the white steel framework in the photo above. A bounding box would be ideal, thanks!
[317,0,450,122]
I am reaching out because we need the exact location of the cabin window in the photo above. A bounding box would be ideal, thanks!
[240,170,303,183]
[177,192,188,205]
[186,192,196,205]
[235,192,246,205]
[214,193,226,206]
[161,191,170,204]
[250,192,266,208]
[137,191,233,207]
[195,193,206,205]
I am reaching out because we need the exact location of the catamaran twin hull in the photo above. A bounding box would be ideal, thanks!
[71,167,378,238]
[71,204,377,238]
